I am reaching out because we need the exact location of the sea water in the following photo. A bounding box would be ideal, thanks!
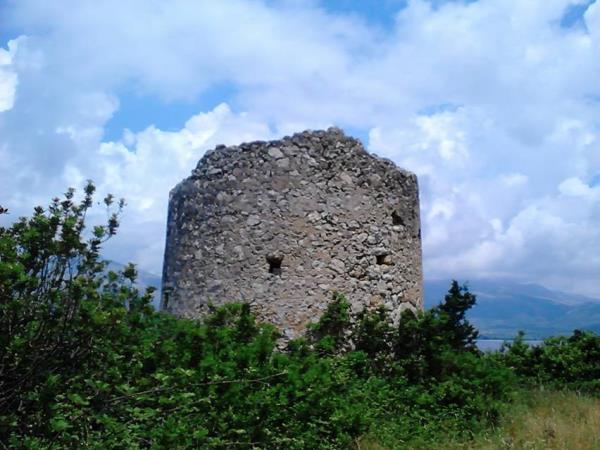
[477,339,542,352]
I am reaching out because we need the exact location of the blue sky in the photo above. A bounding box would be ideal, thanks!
[1,0,600,297]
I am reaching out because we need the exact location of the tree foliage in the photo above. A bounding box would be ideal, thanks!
[500,329,600,393]
[393,280,480,381]
[1,184,597,448]
[0,182,150,415]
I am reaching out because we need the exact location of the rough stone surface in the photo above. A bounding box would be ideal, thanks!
[161,128,423,339]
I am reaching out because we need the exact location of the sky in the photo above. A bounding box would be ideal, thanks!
[1,0,600,297]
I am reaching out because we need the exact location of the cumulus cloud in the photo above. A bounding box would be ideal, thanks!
[500,174,528,187]
[0,39,18,112]
[95,104,273,271]
[1,100,273,275]
[2,0,600,297]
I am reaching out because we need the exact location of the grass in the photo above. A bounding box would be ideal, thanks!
[358,389,600,450]
[483,389,600,450]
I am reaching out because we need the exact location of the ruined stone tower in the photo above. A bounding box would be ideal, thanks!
[161,128,422,339]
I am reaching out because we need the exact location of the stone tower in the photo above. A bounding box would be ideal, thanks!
[161,128,422,339]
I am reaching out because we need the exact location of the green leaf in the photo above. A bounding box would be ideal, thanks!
[67,393,89,406]
[50,418,71,432]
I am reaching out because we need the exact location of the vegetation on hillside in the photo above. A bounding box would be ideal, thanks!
[1,183,599,449]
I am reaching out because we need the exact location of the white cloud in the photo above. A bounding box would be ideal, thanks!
[2,0,600,298]
[95,103,273,273]
[558,177,597,198]
[95,103,272,215]
[500,173,528,187]
[0,39,19,112]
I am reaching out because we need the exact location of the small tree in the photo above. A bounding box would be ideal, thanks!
[353,305,394,368]
[437,280,479,351]
[394,280,479,380]
[0,182,154,419]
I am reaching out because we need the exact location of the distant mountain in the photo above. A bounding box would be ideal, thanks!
[107,261,600,338]
[425,279,600,339]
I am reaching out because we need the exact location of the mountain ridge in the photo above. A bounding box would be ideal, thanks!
[112,262,600,340]
[425,278,600,339]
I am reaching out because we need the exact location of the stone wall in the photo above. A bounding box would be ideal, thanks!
[161,128,423,339]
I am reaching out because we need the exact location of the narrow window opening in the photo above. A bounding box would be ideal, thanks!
[376,255,386,265]
[266,254,283,275]
[392,211,403,226]
[162,291,170,310]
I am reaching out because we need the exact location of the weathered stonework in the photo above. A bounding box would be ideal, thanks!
[161,128,423,339]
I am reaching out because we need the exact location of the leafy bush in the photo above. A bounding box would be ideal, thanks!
[0,184,518,448]
[501,329,600,393]
[306,291,352,355]
[392,280,480,382]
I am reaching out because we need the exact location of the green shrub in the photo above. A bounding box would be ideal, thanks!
[0,185,518,448]
[393,281,480,382]
[501,329,600,392]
